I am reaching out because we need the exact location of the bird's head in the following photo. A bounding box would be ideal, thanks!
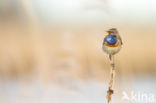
[106,28,118,35]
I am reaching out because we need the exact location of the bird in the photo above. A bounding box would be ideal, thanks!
[102,28,123,60]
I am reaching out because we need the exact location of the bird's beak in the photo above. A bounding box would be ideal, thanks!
[106,31,111,35]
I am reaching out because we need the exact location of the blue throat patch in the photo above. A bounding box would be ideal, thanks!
[105,33,117,45]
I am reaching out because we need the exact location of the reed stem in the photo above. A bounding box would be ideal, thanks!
[106,55,115,103]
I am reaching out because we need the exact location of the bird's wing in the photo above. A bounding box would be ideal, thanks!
[118,35,123,45]
[115,30,123,45]
[103,37,107,45]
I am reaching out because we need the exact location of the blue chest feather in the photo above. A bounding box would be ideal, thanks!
[105,34,117,45]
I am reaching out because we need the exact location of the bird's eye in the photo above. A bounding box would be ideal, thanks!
[113,35,116,38]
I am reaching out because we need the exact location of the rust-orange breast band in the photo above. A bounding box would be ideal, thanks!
[105,41,120,47]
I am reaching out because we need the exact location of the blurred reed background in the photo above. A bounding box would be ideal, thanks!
[0,0,156,103]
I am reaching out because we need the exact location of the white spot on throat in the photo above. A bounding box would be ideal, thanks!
[107,38,111,41]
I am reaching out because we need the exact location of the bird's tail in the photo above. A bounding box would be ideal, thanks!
[109,54,112,60]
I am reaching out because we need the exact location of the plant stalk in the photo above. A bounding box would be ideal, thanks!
[107,55,115,103]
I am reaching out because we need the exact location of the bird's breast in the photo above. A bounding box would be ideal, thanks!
[103,40,122,55]
[105,41,120,47]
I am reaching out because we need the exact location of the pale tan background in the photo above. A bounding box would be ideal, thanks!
[0,0,156,103]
